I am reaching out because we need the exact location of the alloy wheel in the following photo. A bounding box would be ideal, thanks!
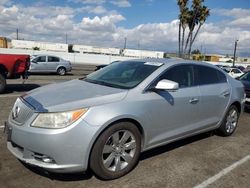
[225,108,238,133]
[102,130,136,172]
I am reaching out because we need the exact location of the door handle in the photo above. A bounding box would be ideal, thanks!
[221,91,230,97]
[189,98,199,104]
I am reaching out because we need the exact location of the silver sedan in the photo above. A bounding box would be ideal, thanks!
[5,58,245,180]
[29,55,72,75]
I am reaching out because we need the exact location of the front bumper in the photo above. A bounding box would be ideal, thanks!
[66,66,72,72]
[6,117,100,173]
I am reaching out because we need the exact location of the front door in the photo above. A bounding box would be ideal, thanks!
[142,64,201,147]
[31,56,47,72]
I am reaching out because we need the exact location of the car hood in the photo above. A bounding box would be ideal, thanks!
[22,79,128,112]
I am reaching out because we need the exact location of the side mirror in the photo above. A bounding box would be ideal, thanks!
[31,59,37,63]
[155,79,179,91]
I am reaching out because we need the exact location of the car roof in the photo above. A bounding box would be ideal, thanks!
[125,58,218,68]
[34,54,60,58]
[126,57,180,64]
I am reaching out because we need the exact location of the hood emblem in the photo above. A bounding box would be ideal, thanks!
[12,106,20,119]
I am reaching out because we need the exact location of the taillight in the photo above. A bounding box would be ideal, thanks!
[26,57,30,69]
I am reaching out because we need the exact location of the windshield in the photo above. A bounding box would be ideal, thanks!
[84,61,162,89]
[239,72,250,81]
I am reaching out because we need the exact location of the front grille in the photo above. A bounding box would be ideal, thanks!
[10,98,34,125]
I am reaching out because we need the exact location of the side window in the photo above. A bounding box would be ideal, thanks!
[48,56,59,62]
[36,56,46,62]
[196,65,220,85]
[232,69,241,74]
[159,65,195,88]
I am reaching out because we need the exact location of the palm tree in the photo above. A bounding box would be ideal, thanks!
[180,8,189,57]
[184,0,203,56]
[190,6,210,47]
[177,0,209,58]
[177,0,188,57]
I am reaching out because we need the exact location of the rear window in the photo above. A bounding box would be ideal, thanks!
[231,69,241,74]
[48,56,59,62]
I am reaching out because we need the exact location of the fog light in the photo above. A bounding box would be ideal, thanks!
[42,157,54,163]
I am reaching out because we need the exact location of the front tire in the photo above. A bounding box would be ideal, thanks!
[217,105,239,136]
[0,73,6,93]
[90,122,141,180]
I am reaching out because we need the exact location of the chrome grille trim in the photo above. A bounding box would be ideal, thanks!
[10,98,34,125]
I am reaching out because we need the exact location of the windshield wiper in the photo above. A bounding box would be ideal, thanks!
[84,78,129,89]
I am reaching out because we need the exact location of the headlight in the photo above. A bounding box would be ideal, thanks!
[31,109,88,129]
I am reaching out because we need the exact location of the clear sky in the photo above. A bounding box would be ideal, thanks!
[0,0,250,56]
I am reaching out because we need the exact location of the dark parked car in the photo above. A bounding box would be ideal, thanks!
[238,71,250,109]
[95,61,120,71]
[95,64,107,71]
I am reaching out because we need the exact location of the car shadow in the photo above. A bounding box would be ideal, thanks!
[140,131,214,160]
[4,84,41,94]
[20,161,93,181]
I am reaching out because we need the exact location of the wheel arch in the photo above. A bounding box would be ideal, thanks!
[0,64,8,77]
[88,117,145,166]
[230,101,242,114]
[57,66,66,71]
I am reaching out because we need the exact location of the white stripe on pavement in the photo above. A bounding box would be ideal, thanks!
[0,125,5,129]
[194,155,250,188]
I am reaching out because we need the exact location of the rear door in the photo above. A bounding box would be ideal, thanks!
[47,56,60,72]
[195,65,230,127]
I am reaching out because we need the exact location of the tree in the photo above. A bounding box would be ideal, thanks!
[191,49,201,54]
[177,0,188,57]
[188,5,210,55]
[32,47,40,51]
[177,0,210,58]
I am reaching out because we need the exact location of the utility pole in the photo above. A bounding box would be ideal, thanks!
[16,28,19,40]
[124,37,127,49]
[65,33,68,44]
[233,40,238,67]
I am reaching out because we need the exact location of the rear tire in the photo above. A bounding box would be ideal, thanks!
[0,73,6,93]
[217,105,239,136]
[90,122,141,180]
[57,67,66,76]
